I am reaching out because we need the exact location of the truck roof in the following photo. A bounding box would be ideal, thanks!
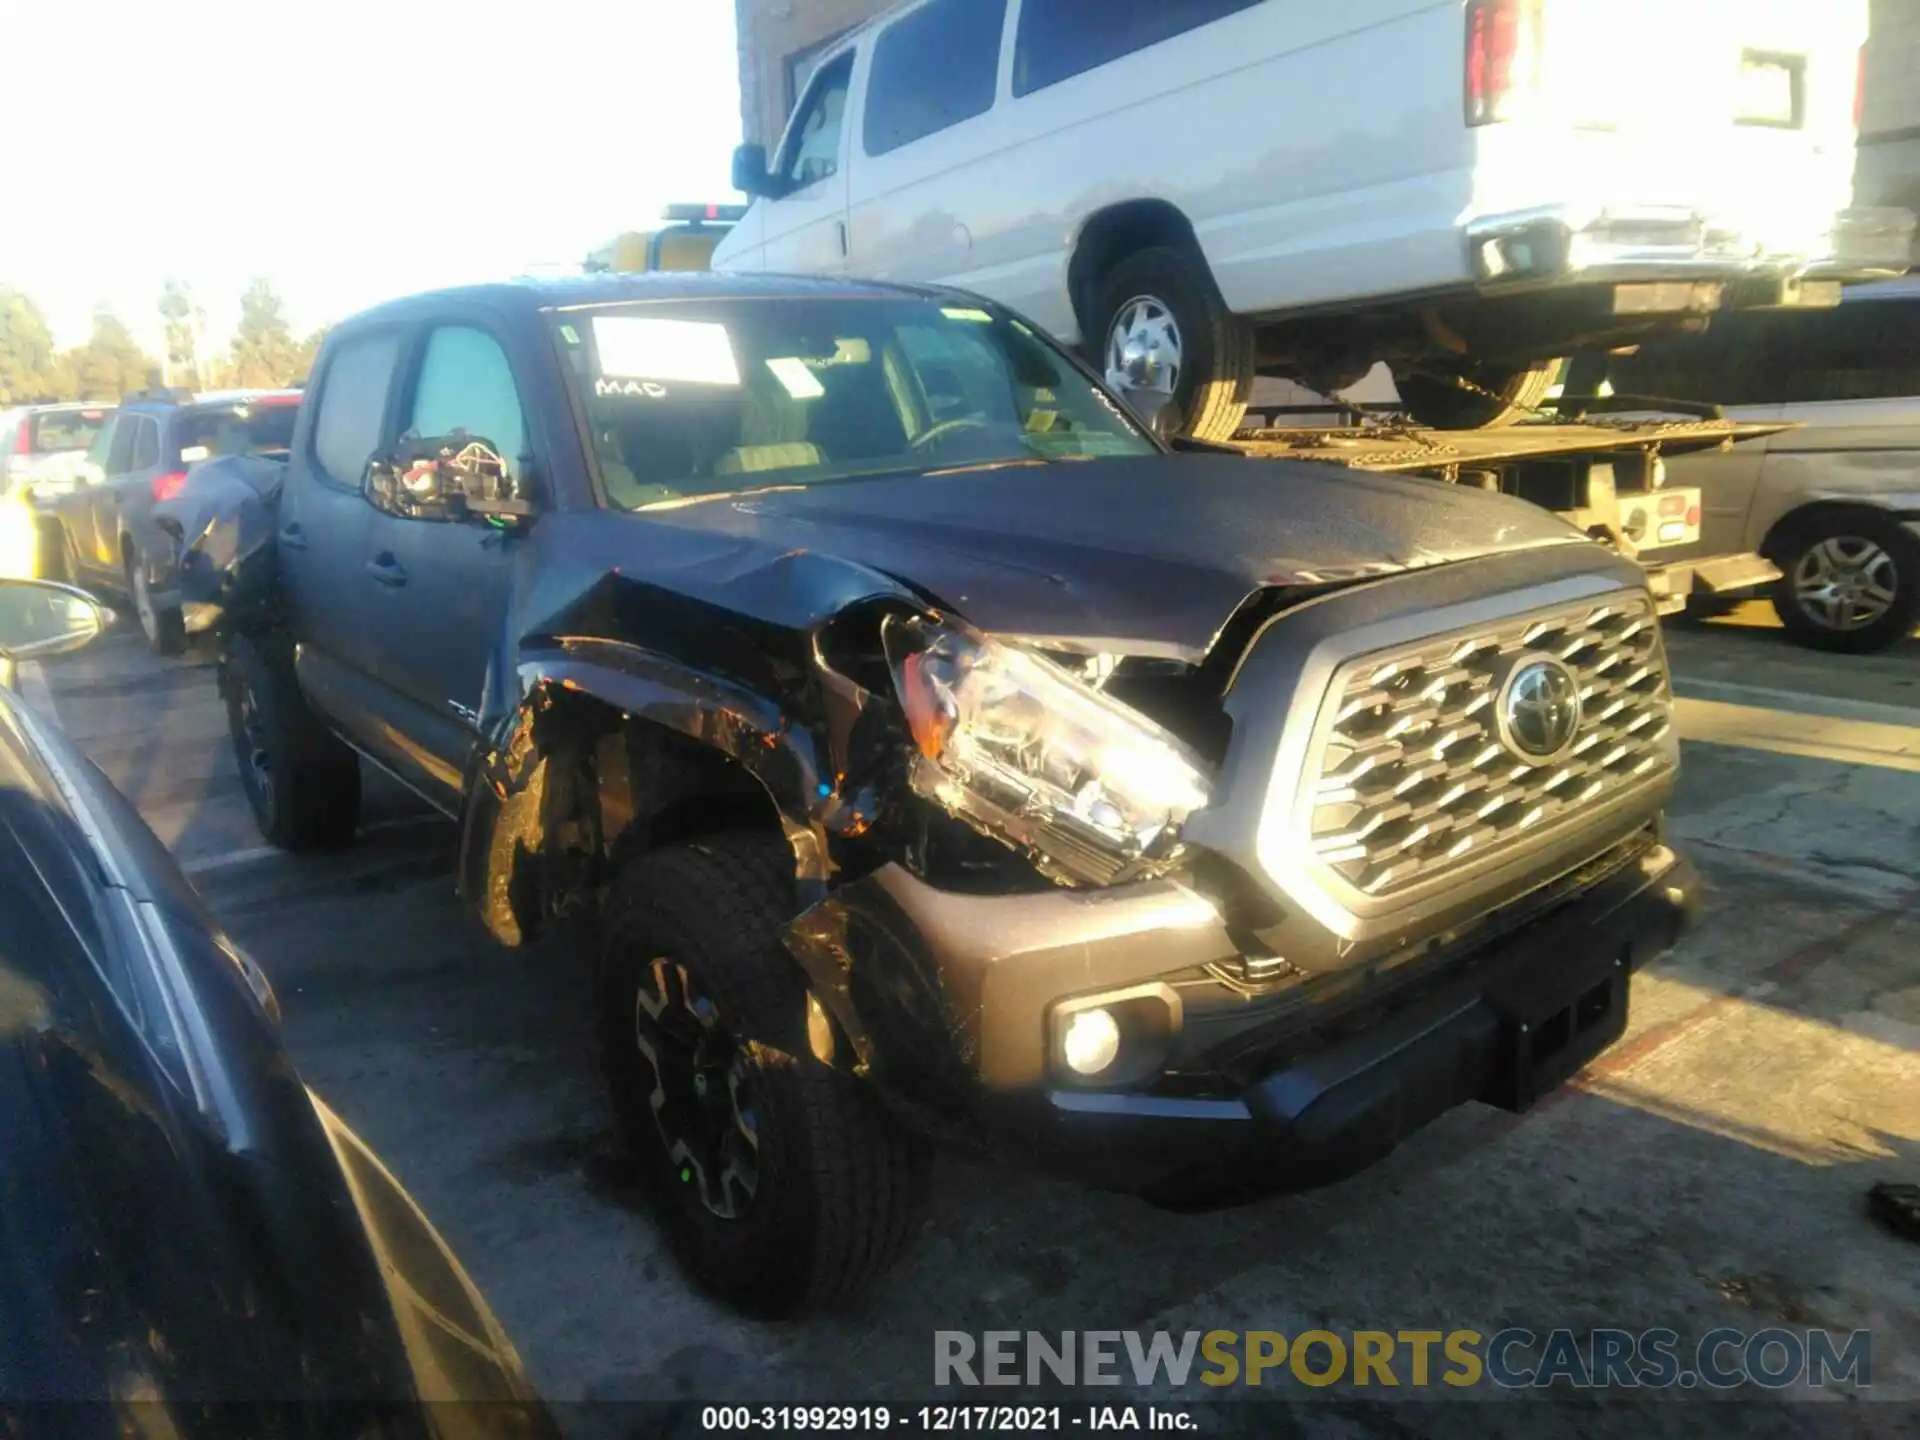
[346,271,969,328]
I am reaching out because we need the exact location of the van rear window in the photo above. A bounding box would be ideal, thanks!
[1014,0,1266,96]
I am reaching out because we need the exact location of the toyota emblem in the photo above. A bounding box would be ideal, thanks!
[1496,654,1583,764]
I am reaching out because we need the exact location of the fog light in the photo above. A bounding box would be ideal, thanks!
[1062,1008,1122,1077]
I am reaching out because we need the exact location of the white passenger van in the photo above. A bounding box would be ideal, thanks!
[714,0,1904,439]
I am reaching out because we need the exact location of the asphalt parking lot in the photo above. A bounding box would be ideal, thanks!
[20,601,1920,1436]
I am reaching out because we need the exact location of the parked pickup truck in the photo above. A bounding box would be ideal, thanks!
[207,272,1699,1315]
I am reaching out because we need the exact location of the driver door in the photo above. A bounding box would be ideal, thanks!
[361,320,534,797]
[758,51,855,277]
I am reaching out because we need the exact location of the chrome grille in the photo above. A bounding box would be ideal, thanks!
[1303,594,1675,898]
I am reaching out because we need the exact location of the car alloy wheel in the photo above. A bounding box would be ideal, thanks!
[1105,296,1184,403]
[1792,536,1898,632]
[131,558,159,643]
[632,956,761,1221]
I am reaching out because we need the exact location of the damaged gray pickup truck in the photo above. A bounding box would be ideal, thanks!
[199,273,1699,1316]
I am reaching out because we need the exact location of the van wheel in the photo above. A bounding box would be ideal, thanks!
[127,550,186,656]
[1392,358,1560,429]
[597,831,928,1317]
[1769,509,1920,654]
[1092,247,1254,442]
[220,632,361,849]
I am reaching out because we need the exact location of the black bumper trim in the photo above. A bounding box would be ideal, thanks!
[1030,846,1699,1205]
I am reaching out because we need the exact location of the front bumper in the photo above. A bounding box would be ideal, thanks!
[789,836,1698,1203]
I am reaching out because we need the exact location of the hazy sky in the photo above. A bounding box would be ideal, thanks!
[3,0,745,351]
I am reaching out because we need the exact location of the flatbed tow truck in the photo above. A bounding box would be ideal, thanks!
[1224,400,1789,615]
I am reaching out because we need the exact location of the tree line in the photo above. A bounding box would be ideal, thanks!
[0,278,329,405]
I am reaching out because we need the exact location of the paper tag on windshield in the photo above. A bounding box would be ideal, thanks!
[592,316,740,386]
[180,445,210,463]
[766,357,825,400]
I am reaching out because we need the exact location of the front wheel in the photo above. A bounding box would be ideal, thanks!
[596,831,927,1317]
[1391,358,1560,429]
[1091,246,1254,442]
[1769,509,1920,654]
[220,632,361,849]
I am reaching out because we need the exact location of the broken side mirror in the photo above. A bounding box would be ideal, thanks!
[368,433,537,525]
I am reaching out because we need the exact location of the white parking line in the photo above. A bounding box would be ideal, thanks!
[1672,675,1920,729]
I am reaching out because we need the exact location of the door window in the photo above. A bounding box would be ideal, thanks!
[865,0,1007,157]
[1014,0,1266,95]
[128,418,160,471]
[779,54,854,191]
[104,416,138,475]
[310,331,404,488]
[1775,299,1920,403]
[1609,313,1791,408]
[405,327,529,482]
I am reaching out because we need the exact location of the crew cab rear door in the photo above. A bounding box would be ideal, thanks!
[279,328,406,708]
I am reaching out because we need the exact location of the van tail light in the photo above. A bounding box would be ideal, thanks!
[151,470,189,502]
[5,421,28,475]
[1466,0,1542,126]
[1855,45,1867,132]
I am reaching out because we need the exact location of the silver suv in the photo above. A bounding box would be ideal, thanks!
[1615,279,1920,652]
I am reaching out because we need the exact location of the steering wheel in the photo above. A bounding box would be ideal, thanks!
[911,416,994,450]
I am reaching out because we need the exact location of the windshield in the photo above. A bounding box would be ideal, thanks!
[29,409,111,456]
[551,297,1157,509]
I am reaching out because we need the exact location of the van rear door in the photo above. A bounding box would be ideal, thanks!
[1476,0,1865,262]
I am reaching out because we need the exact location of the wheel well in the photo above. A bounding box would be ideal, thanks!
[1760,501,1901,562]
[537,692,793,892]
[1067,200,1203,342]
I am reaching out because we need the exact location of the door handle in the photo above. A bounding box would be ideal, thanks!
[278,522,309,551]
[837,220,848,257]
[365,554,407,588]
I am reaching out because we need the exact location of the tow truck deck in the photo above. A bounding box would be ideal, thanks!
[1229,405,1790,614]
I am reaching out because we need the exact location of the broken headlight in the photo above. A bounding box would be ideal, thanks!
[883,616,1212,887]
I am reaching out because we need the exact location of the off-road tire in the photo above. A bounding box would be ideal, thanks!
[1392,358,1560,429]
[597,831,927,1317]
[1091,246,1255,442]
[1768,507,1920,654]
[220,631,361,850]
[127,550,186,656]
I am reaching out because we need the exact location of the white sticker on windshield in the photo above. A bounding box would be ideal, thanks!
[592,316,740,386]
[766,357,826,400]
[941,307,993,323]
[180,445,210,463]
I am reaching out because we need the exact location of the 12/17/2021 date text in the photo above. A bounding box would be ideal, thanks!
[700,1406,1200,1432]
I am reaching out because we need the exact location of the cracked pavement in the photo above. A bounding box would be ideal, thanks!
[17,601,1920,1434]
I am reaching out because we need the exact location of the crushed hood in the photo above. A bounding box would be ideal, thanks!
[640,455,1588,659]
